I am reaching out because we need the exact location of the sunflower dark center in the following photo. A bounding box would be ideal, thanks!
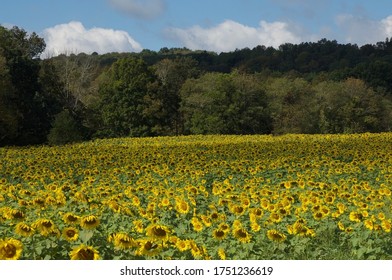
[21,225,32,232]
[85,217,97,224]
[67,215,78,222]
[79,248,94,260]
[3,244,16,258]
[66,230,76,237]
[42,221,53,228]
[153,227,167,237]
[237,229,247,238]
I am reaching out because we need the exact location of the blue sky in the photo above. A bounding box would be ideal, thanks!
[2,0,392,56]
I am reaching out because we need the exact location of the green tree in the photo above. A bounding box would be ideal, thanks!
[0,53,19,145]
[180,71,270,135]
[180,73,233,134]
[264,77,313,134]
[144,57,200,135]
[312,78,389,133]
[95,57,153,137]
[0,26,47,145]
[47,109,83,145]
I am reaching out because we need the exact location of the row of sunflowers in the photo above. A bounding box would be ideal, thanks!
[1,133,392,259]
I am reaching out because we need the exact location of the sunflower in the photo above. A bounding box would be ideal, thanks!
[80,215,100,230]
[267,204,276,212]
[232,228,251,243]
[324,195,335,204]
[313,211,324,220]
[241,197,251,208]
[132,220,144,233]
[349,211,362,223]
[363,219,374,231]
[267,229,286,242]
[188,240,203,259]
[15,222,35,237]
[269,212,282,223]
[200,215,212,227]
[145,224,171,242]
[250,222,261,232]
[69,244,100,260]
[250,207,264,218]
[175,199,190,214]
[0,238,23,260]
[231,205,246,216]
[294,223,311,236]
[160,197,171,207]
[62,212,80,225]
[249,213,257,223]
[112,233,137,249]
[175,239,189,252]
[378,212,386,221]
[305,227,316,237]
[337,221,345,231]
[217,247,226,260]
[135,239,161,257]
[381,219,392,233]
[209,212,220,221]
[191,217,204,232]
[9,209,25,220]
[212,228,227,241]
[107,201,121,213]
[32,218,57,236]
[345,227,353,234]
[232,219,242,229]
[218,222,230,233]
[260,198,270,210]
[321,206,330,216]
[62,227,79,242]
[131,196,141,207]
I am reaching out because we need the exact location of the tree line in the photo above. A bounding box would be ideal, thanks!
[1,25,392,146]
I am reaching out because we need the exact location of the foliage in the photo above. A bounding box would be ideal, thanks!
[95,57,153,137]
[2,24,392,146]
[180,71,271,135]
[143,57,200,135]
[0,25,49,145]
[47,109,84,145]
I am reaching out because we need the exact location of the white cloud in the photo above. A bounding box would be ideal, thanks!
[108,0,165,19]
[381,15,392,36]
[1,23,16,29]
[336,14,392,45]
[42,21,142,57]
[165,20,304,53]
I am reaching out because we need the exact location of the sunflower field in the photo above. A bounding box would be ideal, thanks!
[1,133,392,260]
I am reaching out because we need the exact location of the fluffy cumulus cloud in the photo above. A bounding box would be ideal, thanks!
[42,21,142,56]
[108,0,165,19]
[165,20,304,53]
[336,14,392,45]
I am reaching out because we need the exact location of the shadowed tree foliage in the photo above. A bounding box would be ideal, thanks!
[143,57,200,135]
[95,57,154,137]
[47,109,84,145]
[1,24,392,146]
[0,26,48,145]
[180,71,271,135]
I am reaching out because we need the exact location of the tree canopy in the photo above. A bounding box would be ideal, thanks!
[1,25,392,146]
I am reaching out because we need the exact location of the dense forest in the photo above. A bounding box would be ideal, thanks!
[1,25,392,146]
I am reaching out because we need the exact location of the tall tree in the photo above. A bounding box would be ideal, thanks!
[143,57,199,135]
[96,57,153,137]
[180,71,270,135]
[0,26,47,145]
[0,53,18,144]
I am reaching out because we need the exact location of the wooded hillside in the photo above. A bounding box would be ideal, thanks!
[1,25,392,146]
